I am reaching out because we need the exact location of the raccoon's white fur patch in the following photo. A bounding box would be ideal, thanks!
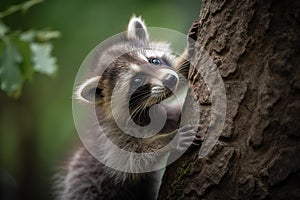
[137,53,149,62]
[144,49,164,59]
[149,41,171,52]
[151,85,165,95]
[129,64,142,72]
[75,76,101,103]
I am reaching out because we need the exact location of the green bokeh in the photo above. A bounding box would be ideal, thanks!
[0,0,200,199]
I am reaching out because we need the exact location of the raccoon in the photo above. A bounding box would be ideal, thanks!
[56,16,201,200]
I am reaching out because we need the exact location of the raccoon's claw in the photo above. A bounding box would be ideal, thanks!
[188,20,200,42]
[187,20,200,56]
[171,125,201,151]
[192,134,203,147]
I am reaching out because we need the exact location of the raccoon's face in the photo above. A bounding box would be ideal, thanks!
[76,16,179,119]
[126,53,179,111]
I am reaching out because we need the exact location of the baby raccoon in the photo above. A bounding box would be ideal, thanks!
[56,16,201,200]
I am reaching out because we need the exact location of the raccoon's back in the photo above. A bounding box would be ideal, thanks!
[55,147,157,200]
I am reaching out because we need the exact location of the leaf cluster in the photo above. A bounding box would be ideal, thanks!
[0,0,60,98]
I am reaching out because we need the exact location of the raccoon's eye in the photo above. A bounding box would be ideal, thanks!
[132,77,144,88]
[148,58,161,66]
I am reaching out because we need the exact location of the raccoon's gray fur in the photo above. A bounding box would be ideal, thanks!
[55,16,200,200]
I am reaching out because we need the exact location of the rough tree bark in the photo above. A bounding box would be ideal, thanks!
[158,0,300,199]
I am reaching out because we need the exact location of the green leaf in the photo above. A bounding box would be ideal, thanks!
[0,39,23,98]
[12,37,34,80]
[30,43,57,75]
[20,0,44,12]
[20,30,61,43]
[0,0,44,19]
[19,30,35,42]
[36,30,60,42]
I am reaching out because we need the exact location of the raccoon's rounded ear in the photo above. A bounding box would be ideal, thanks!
[127,15,149,42]
[76,76,103,103]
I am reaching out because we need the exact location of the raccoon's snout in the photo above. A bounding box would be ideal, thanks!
[162,74,178,90]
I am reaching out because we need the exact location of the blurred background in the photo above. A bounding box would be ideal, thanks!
[0,0,200,199]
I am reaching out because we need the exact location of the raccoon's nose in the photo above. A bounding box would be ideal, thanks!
[162,74,178,90]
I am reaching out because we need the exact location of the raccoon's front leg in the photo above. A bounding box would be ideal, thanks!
[173,21,202,151]
[187,20,200,56]
[177,20,200,79]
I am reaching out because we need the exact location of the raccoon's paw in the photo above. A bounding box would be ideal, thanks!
[188,20,200,41]
[187,20,200,56]
[171,125,203,152]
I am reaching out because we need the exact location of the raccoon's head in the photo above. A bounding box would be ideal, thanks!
[76,16,180,124]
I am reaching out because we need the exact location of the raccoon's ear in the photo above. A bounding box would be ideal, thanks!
[76,76,103,103]
[127,15,149,42]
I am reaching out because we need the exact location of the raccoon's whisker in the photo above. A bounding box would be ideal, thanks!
[136,104,146,124]
[130,94,149,109]
[130,96,149,116]
[131,96,150,118]
[132,99,149,125]
[131,102,145,117]
[129,91,151,107]
[126,101,147,126]
[130,92,150,102]
[177,60,189,69]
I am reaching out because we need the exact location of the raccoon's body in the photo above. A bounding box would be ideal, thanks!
[56,16,201,200]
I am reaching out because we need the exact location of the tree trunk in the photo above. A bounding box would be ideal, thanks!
[158,0,300,199]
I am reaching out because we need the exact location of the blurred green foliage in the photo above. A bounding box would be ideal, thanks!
[0,0,59,98]
[0,0,200,199]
